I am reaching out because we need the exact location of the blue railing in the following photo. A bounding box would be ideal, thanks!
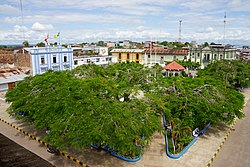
[163,114,211,159]
[91,144,142,162]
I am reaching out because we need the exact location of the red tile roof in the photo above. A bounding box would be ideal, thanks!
[144,48,188,55]
[163,61,185,71]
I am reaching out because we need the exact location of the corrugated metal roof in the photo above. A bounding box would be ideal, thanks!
[0,73,28,84]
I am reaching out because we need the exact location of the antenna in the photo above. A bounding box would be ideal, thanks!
[223,12,226,45]
[179,20,182,43]
[19,0,25,42]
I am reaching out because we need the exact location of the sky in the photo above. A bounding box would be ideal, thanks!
[0,0,250,45]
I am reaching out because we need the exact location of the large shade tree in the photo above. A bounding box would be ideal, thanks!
[6,63,162,157]
[5,60,248,155]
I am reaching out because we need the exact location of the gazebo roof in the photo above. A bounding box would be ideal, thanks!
[163,61,185,71]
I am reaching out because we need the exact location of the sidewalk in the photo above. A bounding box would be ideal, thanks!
[1,88,249,167]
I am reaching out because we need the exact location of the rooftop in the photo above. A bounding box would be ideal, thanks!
[163,61,185,71]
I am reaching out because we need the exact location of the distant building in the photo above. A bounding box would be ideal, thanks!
[106,41,116,48]
[143,48,188,67]
[110,48,188,67]
[0,67,28,92]
[238,46,250,60]
[115,40,132,48]
[188,44,237,69]
[73,55,117,68]
[15,44,73,76]
[110,49,144,64]
[0,49,15,67]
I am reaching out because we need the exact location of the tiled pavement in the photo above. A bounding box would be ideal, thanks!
[0,89,249,167]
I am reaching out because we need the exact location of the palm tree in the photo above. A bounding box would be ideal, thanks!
[170,118,192,153]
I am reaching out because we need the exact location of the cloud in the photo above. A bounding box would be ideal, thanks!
[197,27,214,33]
[0,4,19,14]
[14,25,29,32]
[31,22,54,31]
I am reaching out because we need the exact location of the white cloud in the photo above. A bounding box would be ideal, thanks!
[0,0,250,45]
[14,25,29,32]
[0,4,19,14]
[31,22,54,31]
[197,27,214,33]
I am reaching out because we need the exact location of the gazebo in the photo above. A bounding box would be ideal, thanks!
[163,61,185,76]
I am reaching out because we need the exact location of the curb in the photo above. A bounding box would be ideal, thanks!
[0,117,89,167]
[205,119,238,167]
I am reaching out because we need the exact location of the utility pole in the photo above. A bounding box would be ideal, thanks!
[179,20,182,43]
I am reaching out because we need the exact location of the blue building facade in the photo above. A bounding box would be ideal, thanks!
[28,44,73,76]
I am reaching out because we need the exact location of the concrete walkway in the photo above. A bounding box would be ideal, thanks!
[1,88,250,167]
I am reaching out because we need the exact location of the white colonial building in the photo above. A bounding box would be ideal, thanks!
[22,44,73,76]
[188,44,237,69]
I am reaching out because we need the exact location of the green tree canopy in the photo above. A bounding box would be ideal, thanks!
[6,64,161,156]
[22,40,29,47]
[36,42,45,47]
[198,60,250,89]
[5,60,248,156]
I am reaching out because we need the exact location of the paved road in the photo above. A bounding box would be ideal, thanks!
[0,133,55,167]
[212,89,250,167]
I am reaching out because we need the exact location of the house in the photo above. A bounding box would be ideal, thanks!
[0,68,28,92]
[188,44,237,69]
[15,44,73,76]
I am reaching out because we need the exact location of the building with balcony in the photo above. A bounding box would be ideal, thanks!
[188,44,237,69]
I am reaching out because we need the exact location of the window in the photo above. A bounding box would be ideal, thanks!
[41,56,45,64]
[53,56,57,63]
[148,54,150,58]
[136,61,139,63]
[118,53,121,59]
[96,58,100,62]
[214,54,217,59]
[136,53,139,60]
[197,53,200,58]
[74,60,78,65]
[64,56,67,62]
[127,53,130,59]
[41,67,48,73]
